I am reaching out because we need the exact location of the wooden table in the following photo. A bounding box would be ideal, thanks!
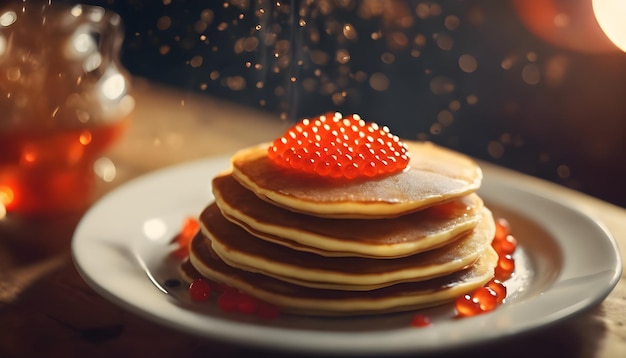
[1,79,624,357]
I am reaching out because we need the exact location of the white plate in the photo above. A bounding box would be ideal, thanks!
[72,157,622,355]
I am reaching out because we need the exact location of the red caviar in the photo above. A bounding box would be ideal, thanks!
[492,234,518,256]
[217,289,239,312]
[454,217,517,318]
[189,278,211,301]
[186,278,281,319]
[237,293,259,314]
[172,220,281,319]
[455,293,483,317]
[494,218,511,240]
[494,254,516,281]
[257,301,281,320]
[268,112,410,179]
[171,217,200,259]
[455,287,499,317]
[485,279,507,304]
[411,314,432,327]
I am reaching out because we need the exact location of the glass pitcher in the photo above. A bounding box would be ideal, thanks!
[0,2,134,217]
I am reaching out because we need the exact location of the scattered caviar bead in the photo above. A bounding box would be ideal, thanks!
[492,234,518,256]
[455,287,499,317]
[485,279,507,304]
[472,287,499,312]
[494,218,511,241]
[455,293,483,317]
[189,278,211,301]
[267,112,409,179]
[217,291,239,312]
[171,217,200,259]
[454,217,515,318]
[257,302,281,320]
[410,314,432,327]
[179,217,200,244]
[237,293,259,314]
[212,281,230,293]
[495,254,516,281]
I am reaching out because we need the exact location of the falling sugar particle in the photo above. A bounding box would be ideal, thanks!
[381,52,395,64]
[444,15,460,31]
[369,73,390,91]
[501,56,515,70]
[93,157,117,183]
[557,165,571,179]
[430,76,455,95]
[437,110,454,126]
[521,64,540,85]
[190,0,482,146]
[342,24,357,40]
[435,33,454,51]
[335,49,350,64]
[190,55,203,68]
[466,95,478,105]
[458,54,477,73]
[429,122,443,135]
[487,141,504,159]
[157,16,171,31]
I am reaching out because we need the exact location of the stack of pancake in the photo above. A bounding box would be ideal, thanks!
[182,141,498,316]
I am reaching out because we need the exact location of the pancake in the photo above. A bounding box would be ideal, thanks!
[231,140,483,219]
[212,173,484,258]
[200,205,495,290]
[184,238,498,316]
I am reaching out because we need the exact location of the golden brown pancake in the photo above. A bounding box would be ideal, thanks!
[200,205,495,290]
[184,237,498,316]
[212,173,484,258]
[231,141,483,219]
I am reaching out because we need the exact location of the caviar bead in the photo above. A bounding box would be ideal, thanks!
[237,293,259,314]
[494,218,511,241]
[411,314,432,327]
[217,287,239,312]
[455,293,483,317]
[492,234,518,256]
[472,287,499,312]
[268,113,409,179]
[257,302,281,319]
[485,279,507,304]
[495,254,515,281]
[189,278,211,302]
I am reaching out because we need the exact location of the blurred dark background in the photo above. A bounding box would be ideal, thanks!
[54,0,625,208]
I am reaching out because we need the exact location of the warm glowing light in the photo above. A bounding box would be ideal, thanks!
[79,130,93,145]
[21,148,37,164]
[513,0,619,53]
[143,218,167,240]
[94,157,117,182]
[0,185,15,208]
[0,11,17,27]
[592,0,626,52]
[100,73,127,100]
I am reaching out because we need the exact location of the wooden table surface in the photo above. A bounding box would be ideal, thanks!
[1,79,624,358]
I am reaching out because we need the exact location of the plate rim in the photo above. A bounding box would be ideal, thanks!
[71,157,623,355]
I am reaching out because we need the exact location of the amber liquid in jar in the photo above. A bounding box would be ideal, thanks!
[0,119,128,215]
[0,3,134,217]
